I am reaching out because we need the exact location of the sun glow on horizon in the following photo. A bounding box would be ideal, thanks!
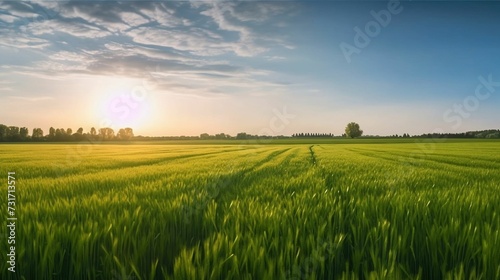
[91,78,158,133]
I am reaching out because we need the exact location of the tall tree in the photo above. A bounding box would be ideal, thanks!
[32,128,44,140]
[55,128,63,140]
[117,129,126,140]
[73,127,84,141]
[236,132,248,140]
[49,127,56,140]
[124,127,134,139]
[20,127,29,140]
[200,133,210,140]
[345,122,363,138]
[215,133,226,139]
[99,127,115,140]
[7,126,21,141]
[0,124,7,141]
[117,128,134,140]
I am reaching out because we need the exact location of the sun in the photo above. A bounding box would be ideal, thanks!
[93,79,155,132]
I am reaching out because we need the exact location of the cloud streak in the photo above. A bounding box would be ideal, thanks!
[0,1,297,98]
[9,96,54,102]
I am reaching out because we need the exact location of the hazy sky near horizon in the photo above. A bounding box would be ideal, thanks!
[1,1,499,136]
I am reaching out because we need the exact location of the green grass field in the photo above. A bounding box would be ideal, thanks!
[1,140,499,279]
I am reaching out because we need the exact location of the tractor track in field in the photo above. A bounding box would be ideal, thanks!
[309,145,317,165]
[169,147,296,273]
[202,147,294,206]
[381,150,500,170]
[47,147,246,179]
[309,145,343,190]
[348,148,500,171]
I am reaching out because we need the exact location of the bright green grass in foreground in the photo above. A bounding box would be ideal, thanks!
[0,141,499,279]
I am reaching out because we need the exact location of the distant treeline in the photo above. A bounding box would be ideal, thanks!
[0,124,134,142]
[292,133,334,138]
[200,132,290,140]
[136,130,500,140]
[416,129,500,139]
[364,130,500,139]
[0,123,499,142]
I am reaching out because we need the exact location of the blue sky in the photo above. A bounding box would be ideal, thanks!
[0,1,499,136]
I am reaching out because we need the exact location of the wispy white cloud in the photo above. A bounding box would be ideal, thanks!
[128,27,233,56]
[50,1,187,33]
[139,4,190,27]
[22,19,111,38]
[150,67,291,99]
[0,80,13,91]
[105,42,179,61]
[49,51,94,62]
[0,1,39,18]
[1,1,297,99]
[200,3,267,57]
[120,11,150,28]
[10,67,67,80]
[9,96,54,102]
[0,14,18,23]
[266,56,287,61]
[226,2,295,23]
[198,2,296,57]
[0,30,50,49]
